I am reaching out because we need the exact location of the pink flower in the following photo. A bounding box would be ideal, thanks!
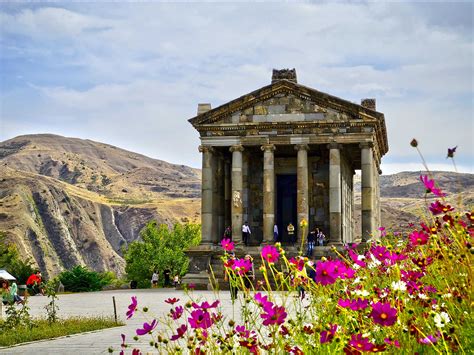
[136,319,157,336]
[378,227,387,237]
[261,245,279,263]
[370,245,391,262]
[409,230,429,246]
[347,333,375,352]
[419,332,440,344]
[320,324,338,344]
[429,201,454,215]
[261,304,287,326]
[132,349,141,355]
[384,338,401,348]
[120,333,126,354]
[420,175,446,197]
[332,260,355,279]
[221,238,235,251]
[254,292,273,309]
[338,298,368,311]
[348,250,367,268]
[231,258,253,275]
[370,302,397,327]
[170,305,184,320]
[170,324,187,341]
[289,257,305,271]
[315,261,338,285]
[236,324,251,338]
[126,296,138,319]
[192,300,220,310]
[165,297,180,305]
[188,309,214,329]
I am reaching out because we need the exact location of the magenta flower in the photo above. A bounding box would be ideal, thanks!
[165,297,180,305]
[409,230,429,246]
[231,258,253,275]
[221,238,235,251]
[120,333,126,354]
[348,250,367,268]
[315,261,338,285]
[378,227,387,237]
[261,304,287,326]
[338,298,368,311]
[126,296,138,319]
[132,349,141,355]
[420,175,446,197]
[254,292,273,309]
[419,332,440,344]
[384,338,401,348]
[320,324,338,344]
[236,324,251,338]
[347,333,375,352]
[170,324,188,341]
[192,300,220,310]
[370,245,391,262]
[136,319,157,336]
[429,201,454,215]
[370,302,397,326]
[289,257,305,271]
[170,305,184,320]
[261,245,279,263]
[188,309,214,329]
[332,260,355,279]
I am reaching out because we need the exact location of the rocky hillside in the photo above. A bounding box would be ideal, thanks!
[0,134,201,278]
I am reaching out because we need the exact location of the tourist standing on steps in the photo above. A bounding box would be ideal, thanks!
[306,228,316,256]
[223,226,232,241]
[317,228,326,246]
[151,271,159,288]
[287,223,295,244]
[242,221,251,246]
[273,223,279,243]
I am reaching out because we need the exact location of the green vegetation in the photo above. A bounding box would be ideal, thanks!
[124,222,201,288]
[57,266,113,292]
[0,231,36,284]
[0,317,122,347]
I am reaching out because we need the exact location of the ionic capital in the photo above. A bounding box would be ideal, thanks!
[261,144,276,152]
[229,145,244,153]
[327,143,342,150]
[198,145,214,154]
[294,144,309,151]
[359,141,374,149]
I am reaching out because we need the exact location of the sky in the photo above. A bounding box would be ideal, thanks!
[0,2,473,174]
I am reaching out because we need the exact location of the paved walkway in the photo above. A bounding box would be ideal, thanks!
[0,289,243,354]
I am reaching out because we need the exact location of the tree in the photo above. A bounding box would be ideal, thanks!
[124,222,201,288]
[0,231,36,284]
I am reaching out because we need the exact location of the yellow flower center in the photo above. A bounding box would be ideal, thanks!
[380,313,388,320]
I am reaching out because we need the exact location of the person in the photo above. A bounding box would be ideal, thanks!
[242,221,251,246]
[26,271,43,296]
[173,275,180,288]
[317,228,326,246]
[9,281,23,304]
[223,226,232,241]
[243,254,255,296]
[164,269,171,287]
[1,280,13,305]
[306,228,316,257]
[224,252,238,301]
[151,271,159,288]
[287,223,295,243]
[273,224,279,243]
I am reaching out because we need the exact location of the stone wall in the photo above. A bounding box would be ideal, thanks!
[309,153,329,233]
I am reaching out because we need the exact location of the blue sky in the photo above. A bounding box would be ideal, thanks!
[1,3,473,174]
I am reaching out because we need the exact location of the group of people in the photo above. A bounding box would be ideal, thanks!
[151,270,180,288]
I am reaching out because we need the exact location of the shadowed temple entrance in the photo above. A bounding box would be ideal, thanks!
[276,174,297,244]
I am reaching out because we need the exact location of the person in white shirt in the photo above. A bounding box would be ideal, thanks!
[242,221,251,246]
[273,224,279,242]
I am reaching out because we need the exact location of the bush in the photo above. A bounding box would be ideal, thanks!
[0,231,36,284]
[57,266,111,292]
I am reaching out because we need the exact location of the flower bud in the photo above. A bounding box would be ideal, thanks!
[410,138,418,147]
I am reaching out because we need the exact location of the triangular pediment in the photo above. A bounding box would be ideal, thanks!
[189,80,383,127]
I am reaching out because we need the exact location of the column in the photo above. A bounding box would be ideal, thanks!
[328,143,342,244]
[224,160,231,229]
[361,142,374,241]
[199,145,214,245]
[295,144,309,242]
[261,144,276,244]
[215,156,225,243]
[230,145,244,245]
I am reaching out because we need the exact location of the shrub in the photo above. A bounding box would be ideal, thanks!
[0,231,36,284]
[57,266,111,292]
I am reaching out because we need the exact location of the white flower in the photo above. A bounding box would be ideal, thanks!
[357,255,366,261]
[434,312,450,328]
[418,293,429,300]
[353,277,362,284]
[432,304,440,310]
[353,264,361,270]
[391,281,407,292]
[441,293,452,299]
[354,289,370,297]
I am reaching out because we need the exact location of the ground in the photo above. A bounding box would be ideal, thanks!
[0,289,239,354]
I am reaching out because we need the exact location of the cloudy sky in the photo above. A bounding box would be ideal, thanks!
[1,2,472,174]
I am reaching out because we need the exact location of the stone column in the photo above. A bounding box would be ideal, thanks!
[295,144,309,242]
[199,145,214,245]
[261,144,276,244]
[361,142,374,241]
[328,143,342,244]
[215,156,225,243]
[230,145,244,245]
[224,160,231,229]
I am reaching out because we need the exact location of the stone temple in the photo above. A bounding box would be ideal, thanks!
[183,69,388,288]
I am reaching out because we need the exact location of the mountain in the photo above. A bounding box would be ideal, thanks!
[1,134,472,277]
[0,134,201,278]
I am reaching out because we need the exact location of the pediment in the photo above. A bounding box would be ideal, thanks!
[189,81,383,127]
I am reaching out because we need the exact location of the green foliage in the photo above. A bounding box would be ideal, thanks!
[0,303,34,332]
[57,266,111,292]
[0,231,36,284]
[44,279,60,324]
[124,222,201,288]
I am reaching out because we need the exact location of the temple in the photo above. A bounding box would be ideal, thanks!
[183,69,388,288]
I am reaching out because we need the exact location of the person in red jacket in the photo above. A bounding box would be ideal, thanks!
[26,271,44,296]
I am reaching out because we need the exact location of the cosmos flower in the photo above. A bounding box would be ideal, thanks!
[261,245,280,263]
[433,312,450,328]
[191,300,220,310]
[126,296,138,319]
[188,309,214,329]
[370,302,398,327]
[231,258,253,275]
[170,306,184,320]
[220,238,235,251]
[320,324,338,344]
[447,146,457,158]
[338,298,369,311]
[170,324,187,341]
[347,333,375,352]
[420,175,446,197]
[165,297,180,305]
[261,304,287,326]
[429,201,454,215]
[391,281,407,292]
[136,319,157,336]
[254,292,273,309]
[370,245,391,262]
[315,261,338,285]
[409,230,429,246]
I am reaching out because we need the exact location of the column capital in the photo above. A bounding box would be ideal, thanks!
[229,145,244,153]
[261,144,276,152]
[294,144,309,151]
[327,143,342,150]
[359,141,374,149]
[198,145,214,154]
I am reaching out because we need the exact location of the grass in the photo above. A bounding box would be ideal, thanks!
[0,317,123,347]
